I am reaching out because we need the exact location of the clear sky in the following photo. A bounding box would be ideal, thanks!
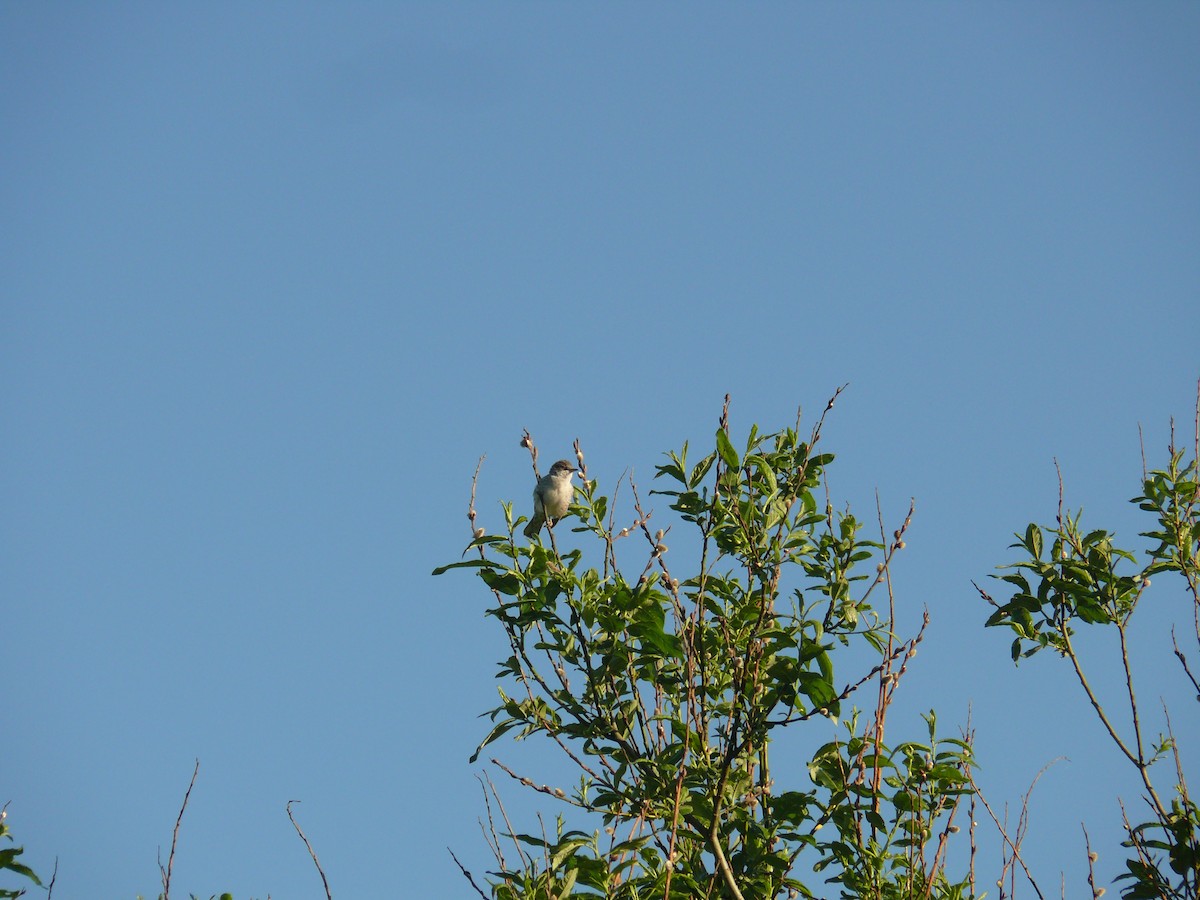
[3,4,1198,897]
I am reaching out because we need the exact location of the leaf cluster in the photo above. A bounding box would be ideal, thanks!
[984,423,1200,899]
[0,808,41,900]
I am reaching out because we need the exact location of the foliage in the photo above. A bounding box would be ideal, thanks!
[438,395,979,898]
[0,806,42,900]
[983,405,1200,899]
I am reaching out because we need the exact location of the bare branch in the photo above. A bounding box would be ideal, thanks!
[286,800,333,900]
[448,847,490,900]
[967,765,1052,900]
[159,758,199,900]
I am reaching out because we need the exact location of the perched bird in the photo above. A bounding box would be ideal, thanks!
[524,459,577,538]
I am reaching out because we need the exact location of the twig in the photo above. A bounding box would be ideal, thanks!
[476,774,505,870]
[1058,608,1141,766]
[287,800,333,900]
[708,743,747,900]
[448,847,490,899]
[1171,627,1200,696]
[1082,824,1101,899]
[968,794,978,896]
[159,758,199,900]
[1117,622,1167,822]
[521,428,540,478]
[485,770,531,872]
[1162,703,1191,809]
[44,856,58,900]
[967,766,1051,900]
[490,758,577,808]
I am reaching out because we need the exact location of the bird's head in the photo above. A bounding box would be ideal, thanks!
[549,459,576,478]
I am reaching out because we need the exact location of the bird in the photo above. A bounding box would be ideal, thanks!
[524,459,577,538]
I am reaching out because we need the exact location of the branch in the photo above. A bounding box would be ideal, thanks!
[44,856,58,900]
[966,765,1052,900]
[448,847,491,900]
[708,745,747,900]
[287,800,333,900]
[1117,623,1169,822]
[490,758,580,809]
[1059,616,1141,767]
[1082,825,1102,900]
[158,759,199,900]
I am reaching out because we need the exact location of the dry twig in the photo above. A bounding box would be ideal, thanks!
[158,759,199,900]
[286,800,333,900]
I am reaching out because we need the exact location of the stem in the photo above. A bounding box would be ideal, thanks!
[287,800,333,900]
[708,751,747,900]
[159,759,199,900]
[1059,617,1141,767]
[1117,624,1169,823]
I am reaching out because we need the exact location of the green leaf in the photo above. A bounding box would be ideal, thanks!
[690,452,717,488]
[1024,523,1042,558]
[798,671,836,708]
[716,428,740,469]
[479,569,523,595]
[556,867,579,898]
[470,718,520,762]
[431,559,497,576]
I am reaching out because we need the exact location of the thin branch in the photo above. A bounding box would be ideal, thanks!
[1077,822,1095,900]
[1194,374,1199,464]
[1138,422,1148,484]
[1058,616,1141,767]
[521,428,540,479]
[968,792,978,896]
[287,800,333,900]
[476,774,505,870]
[1162,702,1191,809]
[967,766,1050,900]
[448,847,490,900]
[490,758,580,809]
[159,758,199,900]
[44,856,58,900]
[486,771,532,872]
[1117,623,1168,822]
[469,455,485,533]
[708,743,747,900]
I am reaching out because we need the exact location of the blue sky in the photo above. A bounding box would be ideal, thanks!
[3,4,1198,897]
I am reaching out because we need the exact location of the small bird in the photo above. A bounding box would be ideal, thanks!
[524,459,577,538]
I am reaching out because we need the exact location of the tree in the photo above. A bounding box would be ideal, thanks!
[981,393,1200,899]
[438,393,977,899]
